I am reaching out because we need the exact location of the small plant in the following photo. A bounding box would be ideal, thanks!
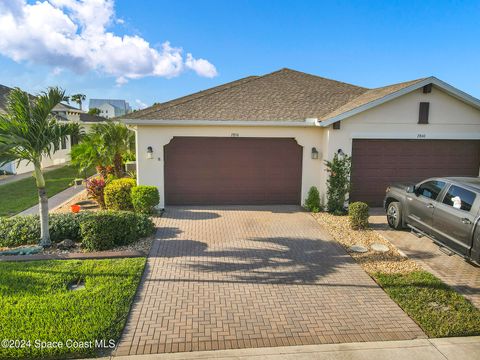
[104,178,137,210]
[348,202,369,229]
[85,176,106,208]
[131,186,160,214]
[304,186,322,212]
[325,152,351,214]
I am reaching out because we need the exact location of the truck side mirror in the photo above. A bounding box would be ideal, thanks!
[406,185,415,194]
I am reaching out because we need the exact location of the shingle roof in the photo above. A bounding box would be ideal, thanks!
[127,68,368,121]
[0,84,14,112]
[319,78,425,120]
[126,68,426,122]
[79,113,108,122]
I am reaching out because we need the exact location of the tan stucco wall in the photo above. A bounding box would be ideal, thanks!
[324,86,480,164]
[134,86,480,208]
[135,125,326,208]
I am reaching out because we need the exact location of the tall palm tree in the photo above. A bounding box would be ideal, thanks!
[0,87,77,246]
[71,93,86,110]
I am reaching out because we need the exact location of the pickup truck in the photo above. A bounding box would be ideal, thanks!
[384,177,480,265]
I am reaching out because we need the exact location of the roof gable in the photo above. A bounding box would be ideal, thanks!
[320,77,480,126]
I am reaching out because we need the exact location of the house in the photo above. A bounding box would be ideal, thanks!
[0,85,105,174]
[52,102,107,136]
[122,68,480,207]
[89,98,132,118]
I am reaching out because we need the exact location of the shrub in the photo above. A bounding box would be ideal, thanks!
[325,153,351,214]
[85,176,106,208]
[49,213,89,242]
[80,211,155,251]
[304,186,322,212]
[0,215,40,247]
[0,213,90,247]
[131,186,160,214]
[135,213,156,238]
[349,202,369,229]
[104,178,137,210]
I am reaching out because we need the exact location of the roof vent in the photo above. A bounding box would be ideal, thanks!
[423,84,432,93]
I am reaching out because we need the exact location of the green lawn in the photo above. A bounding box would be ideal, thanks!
[374,271,480,337]
[0,258,146,359]
[0,165,93,217]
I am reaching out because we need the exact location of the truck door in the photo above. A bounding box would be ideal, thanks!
[406,180,446,233]
[432,185,477,256]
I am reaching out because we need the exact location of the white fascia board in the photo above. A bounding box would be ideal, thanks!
[320,77,480,127]
[121,118,319,127]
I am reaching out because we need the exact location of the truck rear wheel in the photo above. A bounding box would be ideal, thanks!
[387,202,403,229]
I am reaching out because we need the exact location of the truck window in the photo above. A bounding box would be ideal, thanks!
[416,180,446,200]
[442,185,476,212]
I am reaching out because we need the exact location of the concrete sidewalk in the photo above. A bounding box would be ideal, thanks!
[108,337,480,359]
[18,183,85,216]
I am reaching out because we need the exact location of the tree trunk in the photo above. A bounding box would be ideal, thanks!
[34,164,51,247]
[113,153,123,178]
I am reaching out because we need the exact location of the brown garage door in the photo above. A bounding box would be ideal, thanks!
[164,137,303,205]
[351,139,480,206]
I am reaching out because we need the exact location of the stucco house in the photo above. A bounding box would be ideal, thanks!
[123,68,480,207]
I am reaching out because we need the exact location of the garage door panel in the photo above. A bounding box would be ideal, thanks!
[351,139,480,206]
[164,137,302,205]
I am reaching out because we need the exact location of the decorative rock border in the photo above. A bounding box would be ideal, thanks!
[0,249,146,262]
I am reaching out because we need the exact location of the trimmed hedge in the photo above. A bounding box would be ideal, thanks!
[131,186,159,214]
[80,211,155,251]
[348,201,369,229]
[0,211,155,250]
[104,178,137,211]
[0,213,88,247]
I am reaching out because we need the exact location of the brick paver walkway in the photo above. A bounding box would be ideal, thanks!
[370,208,480,309]
[116,206,424,356]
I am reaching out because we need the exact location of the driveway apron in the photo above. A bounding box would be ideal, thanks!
[116,206,424,356]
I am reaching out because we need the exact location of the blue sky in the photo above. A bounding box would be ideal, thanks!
[0,0,479,110]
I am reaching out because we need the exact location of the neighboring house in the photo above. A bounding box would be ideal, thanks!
[123,68,480,208]
[89,98,131,118]
[0,85,105,174]
[52,102,107,135]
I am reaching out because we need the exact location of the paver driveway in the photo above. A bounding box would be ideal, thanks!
[116,206,424,356]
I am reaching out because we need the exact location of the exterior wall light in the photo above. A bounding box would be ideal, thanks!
[337,148,345,157]
[311,147,319,159]
[147,146,153,159]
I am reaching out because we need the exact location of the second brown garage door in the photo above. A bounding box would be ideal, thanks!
[164,137,303,205]
[351,139,480,206]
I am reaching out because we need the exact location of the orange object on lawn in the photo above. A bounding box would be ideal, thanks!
[71,204,81,213]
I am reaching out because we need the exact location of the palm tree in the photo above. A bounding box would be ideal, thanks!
[0,87,77,246]
[70,132,112,177]
[70,121,134,178]
[71,93,86,110]
[92,122,135,177]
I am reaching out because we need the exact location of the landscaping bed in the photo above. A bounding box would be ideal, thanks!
[0,258,146,359]
[313,212,480,337]
[0,211,156,256]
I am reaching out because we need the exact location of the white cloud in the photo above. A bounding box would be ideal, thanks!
[135,99,148,109]
[185,53,218,78]
[0,0,217,84]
